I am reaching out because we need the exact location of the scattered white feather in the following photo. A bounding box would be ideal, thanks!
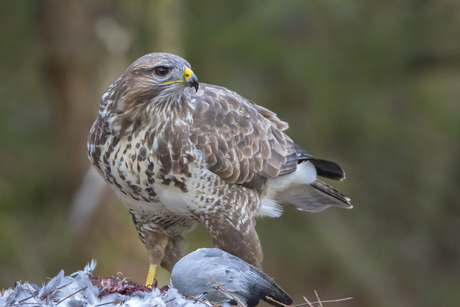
[0,260,210,307]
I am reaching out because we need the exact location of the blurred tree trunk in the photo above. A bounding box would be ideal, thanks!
[38,1,111,194]
[154,0,184,55]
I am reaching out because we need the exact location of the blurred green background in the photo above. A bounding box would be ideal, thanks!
[1,1,460,306]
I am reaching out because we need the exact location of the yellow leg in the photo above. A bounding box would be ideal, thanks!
[144,230,169,288]
[146,264,157,288]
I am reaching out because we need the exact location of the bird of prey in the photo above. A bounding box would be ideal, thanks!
[171,248,292,307]
[87,52,351,286]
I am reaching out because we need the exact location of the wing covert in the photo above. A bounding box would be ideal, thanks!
[190,84,296,191]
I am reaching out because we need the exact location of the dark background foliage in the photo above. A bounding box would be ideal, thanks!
[1,1,459,306]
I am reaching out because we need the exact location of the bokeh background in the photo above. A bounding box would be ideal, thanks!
[1,1,460,306]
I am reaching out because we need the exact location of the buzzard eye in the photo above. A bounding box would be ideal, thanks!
[154,66,170,77]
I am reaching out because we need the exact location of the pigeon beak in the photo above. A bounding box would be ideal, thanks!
[184,67,199,92]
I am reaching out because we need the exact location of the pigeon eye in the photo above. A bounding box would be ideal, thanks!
[154,66,170,77]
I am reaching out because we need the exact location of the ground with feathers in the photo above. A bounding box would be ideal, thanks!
[0,261,209,307]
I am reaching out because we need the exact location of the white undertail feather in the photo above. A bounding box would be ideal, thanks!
[258,198,283,218]
[258,161,317,218]
[267,161,317,191]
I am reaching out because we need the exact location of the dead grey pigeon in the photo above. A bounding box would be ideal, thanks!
[171,248,293,307]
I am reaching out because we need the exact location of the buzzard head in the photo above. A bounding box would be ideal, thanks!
[122,52,199,103]
[101,53,199,135]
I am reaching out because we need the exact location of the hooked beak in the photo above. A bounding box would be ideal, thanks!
[163,67,199,91]
[183,67,199,92]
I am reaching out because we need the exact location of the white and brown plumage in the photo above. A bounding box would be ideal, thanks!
[87,52,351,285]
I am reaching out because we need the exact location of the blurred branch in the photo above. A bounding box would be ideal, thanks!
[68,167,107,237]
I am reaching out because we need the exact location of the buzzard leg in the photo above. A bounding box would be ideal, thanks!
[207,217,263,270]
[144,230,169,288]
[161,235,185,272]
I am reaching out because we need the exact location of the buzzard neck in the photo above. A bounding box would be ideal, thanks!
[143,92,193,153]
[107,88,194,139]
[150,89,193,125]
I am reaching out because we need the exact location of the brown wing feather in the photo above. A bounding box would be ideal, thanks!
[190,84,296,191]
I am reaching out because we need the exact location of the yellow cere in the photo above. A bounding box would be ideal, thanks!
[164,67,194,85]
[183,67,193,80]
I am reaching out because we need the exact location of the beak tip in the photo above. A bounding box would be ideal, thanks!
[185,69,199,92]
[190,74,199,92]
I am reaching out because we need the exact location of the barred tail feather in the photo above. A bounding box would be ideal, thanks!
[275,179,352,212]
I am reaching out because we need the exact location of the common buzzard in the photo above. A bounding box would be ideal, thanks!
[87,52,351,286]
